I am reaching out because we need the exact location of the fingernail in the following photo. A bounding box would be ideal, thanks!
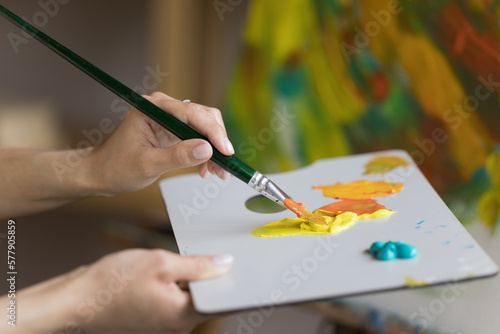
[212,254,234,267]
[224,138,235,155]
[192,141,212,160]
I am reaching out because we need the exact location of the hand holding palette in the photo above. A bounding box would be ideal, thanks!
[159,150,498,314]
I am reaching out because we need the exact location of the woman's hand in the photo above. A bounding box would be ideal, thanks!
[0,92,235,217]
[0,249,233,334]
[83,92,235,197]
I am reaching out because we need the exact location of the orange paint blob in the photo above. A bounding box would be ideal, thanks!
[318,199,383,215]
[313,180,404,199]
[284,198,327,225]
[364,156,410,175]
[317,199,396,219]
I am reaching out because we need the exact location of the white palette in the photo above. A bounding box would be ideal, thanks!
[159,150,498,314]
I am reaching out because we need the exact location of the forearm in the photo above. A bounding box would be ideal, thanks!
[0,148,99,219]
[0,266,86,334]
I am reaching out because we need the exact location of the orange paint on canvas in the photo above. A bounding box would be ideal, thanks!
[318,199,384,215]
[313,180,403,199]
[284,198,327,225]
[317,199,396,219]
[364,156,410,175]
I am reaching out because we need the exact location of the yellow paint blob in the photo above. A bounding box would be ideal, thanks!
[404,277,427,287]
[364,156,410,175]
[251,211,357,237]
[313,180,404,199]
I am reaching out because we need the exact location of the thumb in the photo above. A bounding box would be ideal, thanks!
[148,139,213,173]
[167,254,234,281]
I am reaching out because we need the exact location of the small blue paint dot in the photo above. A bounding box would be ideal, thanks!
[443,241,450,245]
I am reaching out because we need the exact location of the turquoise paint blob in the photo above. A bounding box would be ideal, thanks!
[377,244,397,260]
[369,241,418,261]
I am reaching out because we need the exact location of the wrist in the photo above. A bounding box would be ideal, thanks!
[74,147,115,198]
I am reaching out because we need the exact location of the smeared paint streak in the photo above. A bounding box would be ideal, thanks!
[436,225,447,228]
[415,226,422,229]
[443,241,451,245]
[464,244,475,249]
[364,156,410,175]
[313,180,404,199]
[317,199,395,220]
[369,241,418,261]
[417,220,425,225]
[284,198,327,225]
[404,277,427,287]
[251,211,357,237]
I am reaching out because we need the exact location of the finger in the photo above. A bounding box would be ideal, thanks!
[207,161,228,179]
[204,161,229,180]
[198,162,210,179]
[152,99,235,156]
[206,106,226,131]
[207,161,217,175]
[144,139,213,175]
[214,165,231,180]
[162,253,234,282]
[149,91,176,101]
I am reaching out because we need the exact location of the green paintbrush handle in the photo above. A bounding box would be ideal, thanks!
[0,5,256,184]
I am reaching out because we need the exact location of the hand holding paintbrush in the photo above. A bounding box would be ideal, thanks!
[0,4,303,213]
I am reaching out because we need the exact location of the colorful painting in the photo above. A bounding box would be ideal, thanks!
[224,0,500,231]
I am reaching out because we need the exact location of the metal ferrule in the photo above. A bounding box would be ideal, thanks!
[248,171,291,207]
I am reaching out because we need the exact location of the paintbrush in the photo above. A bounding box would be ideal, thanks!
[0,4,298,210]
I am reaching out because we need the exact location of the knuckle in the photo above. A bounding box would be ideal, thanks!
[169,146,189,168]
[148,249,170,268]
[208,107,222,118]
[150,91,164,99]
[183,102,197,120]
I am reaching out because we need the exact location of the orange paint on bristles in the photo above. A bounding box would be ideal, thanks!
[284,198,327,225]
[284,198,306,217]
